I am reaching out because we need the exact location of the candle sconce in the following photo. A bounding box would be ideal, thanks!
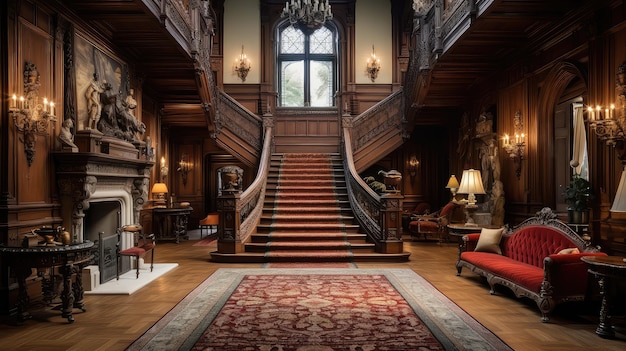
[502,110,525,179]
[408,156,419,177]
[586,61,626,148]
[366,45,381,82]
[177,153,192,186]
[234,45,251,82]
[10,62,56,166]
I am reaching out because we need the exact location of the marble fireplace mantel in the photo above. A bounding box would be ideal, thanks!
[54,130,154,243]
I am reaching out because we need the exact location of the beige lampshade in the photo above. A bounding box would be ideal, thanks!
[446,175,460,189]
[611,167,626,212]
[151,182,169,194]
[457,169,486,205]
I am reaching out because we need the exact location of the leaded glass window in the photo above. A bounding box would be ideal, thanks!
[277,23,337,107]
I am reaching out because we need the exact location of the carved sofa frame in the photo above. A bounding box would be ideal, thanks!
[456,207,607,322]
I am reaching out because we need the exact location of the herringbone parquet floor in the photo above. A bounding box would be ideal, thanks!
[0,233,624,350]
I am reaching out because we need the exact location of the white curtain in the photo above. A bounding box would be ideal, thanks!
[571,104,588,180]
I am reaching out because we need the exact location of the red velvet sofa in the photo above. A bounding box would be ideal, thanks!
[456,207,607,322]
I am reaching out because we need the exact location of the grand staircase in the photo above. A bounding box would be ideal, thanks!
[215,153,409,263]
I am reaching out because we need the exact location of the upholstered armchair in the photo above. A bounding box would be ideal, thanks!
[199,213,219,238]
[408,202,459,242]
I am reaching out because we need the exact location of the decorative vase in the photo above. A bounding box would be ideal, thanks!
[221,172,239,190]
[567,209,589,224]
[60,230,72,245]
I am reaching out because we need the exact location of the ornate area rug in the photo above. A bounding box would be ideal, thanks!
[127,269,512,351]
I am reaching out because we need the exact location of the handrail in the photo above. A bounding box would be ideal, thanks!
[237,118,273,240]
[215,117,273,253]
[216,91,263,153]
[341,118,383,241]
[350,90,405,152]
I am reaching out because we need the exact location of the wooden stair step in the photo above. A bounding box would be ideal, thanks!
[251,232,366,242]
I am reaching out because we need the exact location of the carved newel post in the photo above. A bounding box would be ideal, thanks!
[379,190,404,254]
[216,177,242,254]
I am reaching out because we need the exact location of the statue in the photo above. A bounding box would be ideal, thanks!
[490,180,505,226]
[85,73,107,130]
[479,138,498,192]
[97,87,146,143]
[124,89,137,116]
[58,118,78,150]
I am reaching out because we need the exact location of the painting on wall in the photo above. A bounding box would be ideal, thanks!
[74,33,128,131]
[73,33,144,143]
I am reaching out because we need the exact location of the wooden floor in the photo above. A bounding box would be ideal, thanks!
[0,233,624,351]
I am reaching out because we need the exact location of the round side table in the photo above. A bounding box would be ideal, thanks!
[581,255,626,339]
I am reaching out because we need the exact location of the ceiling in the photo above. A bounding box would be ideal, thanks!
[408,0,591,111]
[57,0,600,130]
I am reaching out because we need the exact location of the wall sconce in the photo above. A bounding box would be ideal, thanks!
[502,110,525,179]
[234,45,251,82]
[10,62,56,166]
[586,61,626,149]
[177,153,192,186]
[151,182,169,207]
[457,169,486,226]
[445,174,460,198]
[160,156,169,182]
[366,45,381,82]
[408,156,419,177]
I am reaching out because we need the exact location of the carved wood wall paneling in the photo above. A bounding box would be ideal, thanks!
[496,82,528,207]
[352,84,395,114]
[223,84,263,114]
[5,3,61,247]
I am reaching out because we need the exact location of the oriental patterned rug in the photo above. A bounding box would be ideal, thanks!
[127,269,512,351]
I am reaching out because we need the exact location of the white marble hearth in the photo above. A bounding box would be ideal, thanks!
[85,263,178,295]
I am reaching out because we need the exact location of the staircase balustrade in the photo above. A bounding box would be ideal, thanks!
[350,90,408,171]
[342,116,404,254]
[215,117,273,254]
[215,91,263,158]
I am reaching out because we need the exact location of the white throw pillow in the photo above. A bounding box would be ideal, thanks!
[474,227,504,254]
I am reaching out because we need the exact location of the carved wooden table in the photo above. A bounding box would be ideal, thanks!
[581,255,626,338]
[152,207,193,243]
[0,241,94,323]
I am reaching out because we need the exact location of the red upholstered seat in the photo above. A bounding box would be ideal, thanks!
[408,202,458,242]
[457,208,609,322]
[117,224,155,279]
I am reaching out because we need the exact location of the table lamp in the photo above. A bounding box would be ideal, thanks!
[446,174,460,199]
[151,182,168,207]
[457,169,486,225]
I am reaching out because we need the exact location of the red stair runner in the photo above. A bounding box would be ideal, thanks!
[248,153,373,262]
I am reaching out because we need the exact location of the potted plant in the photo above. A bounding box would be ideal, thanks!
[563,174,594,224]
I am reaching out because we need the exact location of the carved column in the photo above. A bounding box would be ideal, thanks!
[58,176,96,243]
[379,193,404,254]
[216,190,242,254]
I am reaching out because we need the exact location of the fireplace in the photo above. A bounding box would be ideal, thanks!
[54,131,153,283]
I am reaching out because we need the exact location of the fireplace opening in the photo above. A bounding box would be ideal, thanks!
[84,201,120,241]
[84,200,131,283]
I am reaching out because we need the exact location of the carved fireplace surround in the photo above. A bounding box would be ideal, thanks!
[54,129,153,244]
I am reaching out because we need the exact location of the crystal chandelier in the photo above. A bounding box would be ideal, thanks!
[281,0,333,30]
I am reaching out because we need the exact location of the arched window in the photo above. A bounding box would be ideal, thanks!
[277,24,337,107]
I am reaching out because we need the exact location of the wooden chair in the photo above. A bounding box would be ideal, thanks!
[117,224,155,279]
[199,213,219,238]
[408,202,459,242]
